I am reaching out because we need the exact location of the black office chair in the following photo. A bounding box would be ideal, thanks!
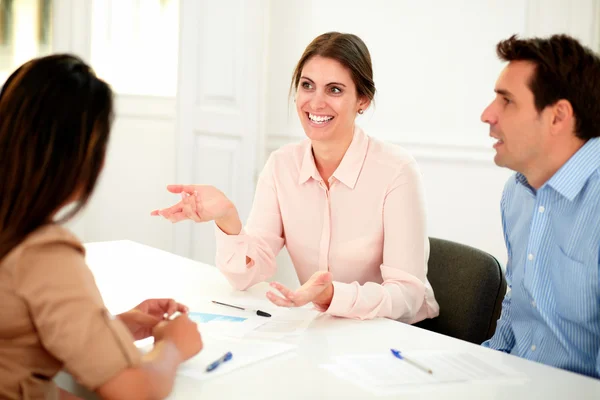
[414,237,507,344]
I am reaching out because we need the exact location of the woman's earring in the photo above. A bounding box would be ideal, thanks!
[358,109,364,115]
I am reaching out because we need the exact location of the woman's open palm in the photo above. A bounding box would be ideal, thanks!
[151,184,234,223]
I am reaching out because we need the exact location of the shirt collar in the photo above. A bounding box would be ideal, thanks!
[298,142,321,185]
[514,173,535,194]
[297,126,369,189]
[516,137,600,200]
[545,137,600,201]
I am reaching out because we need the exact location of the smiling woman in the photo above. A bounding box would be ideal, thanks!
[153,31,440,324]
[290,33,375,149]
[287,33,374,183]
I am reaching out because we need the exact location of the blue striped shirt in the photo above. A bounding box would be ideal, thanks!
[483,137,600,379]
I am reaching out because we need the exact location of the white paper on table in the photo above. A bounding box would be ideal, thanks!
[189,297,320,339]
[245,307,319,339]
[177,334,296,381]
[201,318,267,338]
[321,351,527,395]
[322,362,462,396]
[187,311,268,338]
[187,309,317,339]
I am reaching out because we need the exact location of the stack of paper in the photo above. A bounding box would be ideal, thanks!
[321,351,526,395]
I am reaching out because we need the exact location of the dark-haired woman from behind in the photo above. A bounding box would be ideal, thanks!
[0,55,202,399]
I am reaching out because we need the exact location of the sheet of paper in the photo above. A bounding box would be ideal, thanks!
[245,307,319,339]
[186,297,319,339]
[177,335,296,381]
[321,363,439,396]
[321,351,526,395]
[188,311,267,338]
[189,312,247,323]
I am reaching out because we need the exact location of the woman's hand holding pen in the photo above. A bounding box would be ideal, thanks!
[152,313,203,362]
[118,298,203,361]
[267,271,334,310]
[117,298,188,340]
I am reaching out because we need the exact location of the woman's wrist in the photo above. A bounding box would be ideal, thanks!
[313,283,334,310]
[215,208,242,235]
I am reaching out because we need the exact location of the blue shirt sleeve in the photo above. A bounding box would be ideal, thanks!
[482,186,516,352]
[597,257,600,377]
[597,344,600,377]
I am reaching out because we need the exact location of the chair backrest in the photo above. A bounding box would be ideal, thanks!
[414,237,507,344]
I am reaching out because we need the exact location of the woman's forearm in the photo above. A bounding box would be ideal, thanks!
[96,340,183,400]
[138,340,182,399]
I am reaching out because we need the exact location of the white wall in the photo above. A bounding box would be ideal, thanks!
[58,1,180,252]
[68,0,600,288]
[263,0,600,285]
[90,0,179,96]
[74,96,177,252]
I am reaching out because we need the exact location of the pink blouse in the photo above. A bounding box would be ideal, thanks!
[215,126,439,322]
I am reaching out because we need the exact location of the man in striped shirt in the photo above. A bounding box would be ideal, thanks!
[481,34,600,379]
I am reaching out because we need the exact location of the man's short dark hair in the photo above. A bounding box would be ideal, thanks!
[497,34,600,140]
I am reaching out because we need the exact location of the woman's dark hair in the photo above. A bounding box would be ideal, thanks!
[290,32,376,102]
[0,54,114,260]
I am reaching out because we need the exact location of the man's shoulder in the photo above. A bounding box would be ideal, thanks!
[501,173,520,205]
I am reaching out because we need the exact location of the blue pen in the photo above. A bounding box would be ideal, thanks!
[390,349,433,374]
[205,351,233,372]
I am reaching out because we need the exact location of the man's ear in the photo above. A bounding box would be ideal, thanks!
[550,99,574,136]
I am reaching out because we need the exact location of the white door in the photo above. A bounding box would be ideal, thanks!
[174,0,268,263]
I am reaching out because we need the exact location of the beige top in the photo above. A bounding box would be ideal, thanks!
[0,224,141,399]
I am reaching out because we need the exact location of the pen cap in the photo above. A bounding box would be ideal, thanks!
[256,310,271,317]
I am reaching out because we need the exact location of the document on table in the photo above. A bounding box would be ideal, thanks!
[321,351,526,395]
[246,307,318,339]
[189,312,247,323]
[188,311,267,338]
[189,297,320,339]
[177,335,296,381]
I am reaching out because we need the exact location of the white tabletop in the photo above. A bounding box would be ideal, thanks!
[57,240,600,399]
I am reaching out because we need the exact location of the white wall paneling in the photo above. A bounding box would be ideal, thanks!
[51,0,93,61]
[189,133,242,263]
[81,95,177,252]
[175,0,269,263]
[52,0,93,239]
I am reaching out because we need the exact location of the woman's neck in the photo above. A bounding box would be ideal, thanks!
[311,131,354,184]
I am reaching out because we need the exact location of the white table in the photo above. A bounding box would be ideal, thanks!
[57,240,600,399]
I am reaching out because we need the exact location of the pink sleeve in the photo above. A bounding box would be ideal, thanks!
[215,155,285,290]
[325,161,429,321]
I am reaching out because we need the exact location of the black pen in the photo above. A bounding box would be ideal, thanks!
[211,300,272,317]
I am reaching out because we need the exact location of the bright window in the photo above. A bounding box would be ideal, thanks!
[0,0,53,84]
